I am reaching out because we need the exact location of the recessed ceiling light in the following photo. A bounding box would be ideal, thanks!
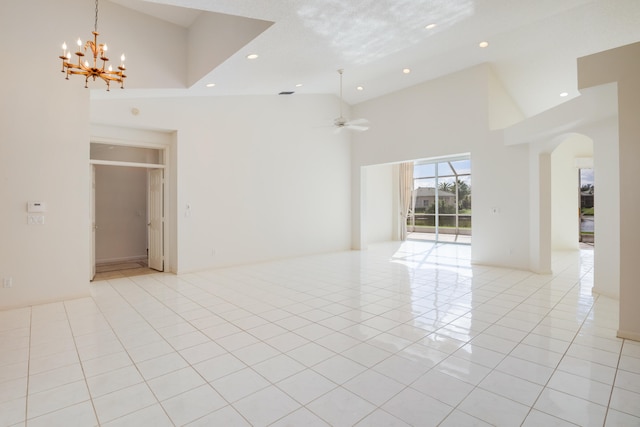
[205,83,215,88]
[425,23,437,30]
[560,92,569,97]
[246,53,259,59]
[356,86,364,91]
[295,83,303,87]
[479,41,489,48]
[403,68,411,74]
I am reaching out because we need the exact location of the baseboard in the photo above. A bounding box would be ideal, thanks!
[617,329,640,342]
[592,286,620,299]
[96,255,147,265]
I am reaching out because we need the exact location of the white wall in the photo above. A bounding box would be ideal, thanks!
[551,135,593,250]
[364,163,395,244]
[0,0,91,309]
[91,95,352,273]
[0,0,351,308]
[504,84,619,278]
[95,166,148,263]
[472,134,530,268]
[353,65,531,270]
[97,0,188,89]
[488,67,524,130]
[187,12,273,87]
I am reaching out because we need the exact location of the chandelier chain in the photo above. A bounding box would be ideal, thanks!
[94,0,99,32]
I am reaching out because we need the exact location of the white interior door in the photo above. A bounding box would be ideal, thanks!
[148,168,164,271]
[90,165,96,280]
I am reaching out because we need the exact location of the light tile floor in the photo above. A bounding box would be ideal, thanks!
[407,232,472,245]
[1,241,639,426]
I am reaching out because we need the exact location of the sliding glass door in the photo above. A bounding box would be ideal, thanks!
[408,156,471,243]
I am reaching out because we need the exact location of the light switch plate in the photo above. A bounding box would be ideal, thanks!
[27,215,45,225]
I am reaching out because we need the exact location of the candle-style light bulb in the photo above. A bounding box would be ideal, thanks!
[84,60,89,68]
[66,51,71,60]
[62,42,67,55]
[108,65,113,72]
[77,38,82,50]
[120,54,126,68]
[103,44,108,54]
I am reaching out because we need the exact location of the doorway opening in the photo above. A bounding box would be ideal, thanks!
[550,137,593,254]
[90,143,165,281]
[579,168,594,249]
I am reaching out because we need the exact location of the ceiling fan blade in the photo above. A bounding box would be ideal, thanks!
[346,118,369,126]
[346,124,369,132]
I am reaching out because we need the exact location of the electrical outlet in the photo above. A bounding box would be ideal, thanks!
[2,277,12,288]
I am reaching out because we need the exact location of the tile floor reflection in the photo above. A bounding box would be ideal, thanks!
[1,241,638,426]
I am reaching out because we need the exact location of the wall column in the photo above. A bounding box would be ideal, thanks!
[578,42,640,341]
[351,165,367,250]
[529,151,552,274]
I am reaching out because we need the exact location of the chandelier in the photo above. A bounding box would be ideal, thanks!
[59,0,126,90]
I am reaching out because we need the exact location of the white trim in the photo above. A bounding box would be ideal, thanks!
[91,137,168,150]
[90,159,165,169]
[617,329,640,342]
[90,124,172,149]
[414,152,471,166]
[575,157,594,168]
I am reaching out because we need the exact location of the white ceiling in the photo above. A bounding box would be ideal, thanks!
[102,0,640,117]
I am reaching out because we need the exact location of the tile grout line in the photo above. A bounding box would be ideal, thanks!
[87,278,177,426]
[61,301,100,427]
[602,338,626,425]
[420,261,595,425]
[100,274,258,426]
[519,290,609,426]
[24,307,32,426]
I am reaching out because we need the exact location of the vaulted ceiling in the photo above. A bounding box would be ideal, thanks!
[100,0,640,117]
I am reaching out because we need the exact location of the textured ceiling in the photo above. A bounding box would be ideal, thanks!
[99,0,640,117]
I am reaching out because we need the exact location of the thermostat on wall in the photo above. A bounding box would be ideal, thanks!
[27,201,47,213]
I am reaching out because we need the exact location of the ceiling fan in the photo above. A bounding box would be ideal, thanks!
[333,69,369,132]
